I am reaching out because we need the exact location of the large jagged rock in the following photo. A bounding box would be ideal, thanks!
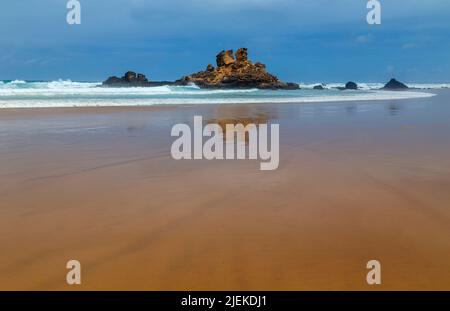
[177,48,299,89]
[383,78,408,90]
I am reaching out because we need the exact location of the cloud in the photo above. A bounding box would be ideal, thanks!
[356,34,374,44]
[402,43,418,49]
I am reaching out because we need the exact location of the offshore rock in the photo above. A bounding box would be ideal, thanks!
[345,81,358,90]
[177,48,299,90]
[383,78,408,90]
[102,71,175,87]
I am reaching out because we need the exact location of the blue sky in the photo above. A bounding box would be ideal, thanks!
[1,0,449,82]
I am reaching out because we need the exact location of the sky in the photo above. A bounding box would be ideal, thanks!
[0,0,449,83]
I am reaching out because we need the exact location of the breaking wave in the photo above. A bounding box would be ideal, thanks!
[297,82,450,90]
[0,79,440,108]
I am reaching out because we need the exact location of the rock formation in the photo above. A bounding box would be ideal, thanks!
[177,48,299,89]
[345,81,358,90]
[103,71,150,86]
[102,48,300,89]
[383,78,408,90]
[313,84,325,90]
[216,50,236,67]
[335,82,358,90]
[235,48,248,62]
[102,71,174,87]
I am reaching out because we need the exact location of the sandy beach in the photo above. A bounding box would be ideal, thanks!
[1,90,450,290]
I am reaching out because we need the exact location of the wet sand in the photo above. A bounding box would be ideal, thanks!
[1,90,450,290]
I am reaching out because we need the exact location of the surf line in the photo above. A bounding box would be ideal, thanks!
[170,116,279,171]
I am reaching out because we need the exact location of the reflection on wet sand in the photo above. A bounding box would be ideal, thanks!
[206,105,278,143]
[388,103,401,116]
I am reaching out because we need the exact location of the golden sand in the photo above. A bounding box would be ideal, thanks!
[0,102,449,290]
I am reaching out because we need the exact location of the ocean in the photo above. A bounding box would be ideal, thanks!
[0,79,447,108]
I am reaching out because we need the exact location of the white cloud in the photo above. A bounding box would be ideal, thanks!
[356,34,374,44]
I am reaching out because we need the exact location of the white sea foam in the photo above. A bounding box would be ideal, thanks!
[297,82,450,90]
[0,81,260,96]
[1,80,449,90]
[0,79,442,108]
[0,79,101,90]
[0,90,436,109]
[298,82,385,90]
[10,80,27,84]
[407,83,450,89]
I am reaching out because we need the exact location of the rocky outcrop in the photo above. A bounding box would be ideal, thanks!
[102,71,175,87]
[335,82,358,90]
[383,78,408,90]
[177,48,299,89]
[102,48,300,90]
[345,81,358,90]
[103,71,149,86]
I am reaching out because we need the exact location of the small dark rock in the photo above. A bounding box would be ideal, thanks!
[137,73,148,82]
[345,81,358,90]
[284,82,300,90]
[103,76,123,85]
[313,84,324,90]
[103,71,149,86]
[102,71,175,87]
[383,78,408,90]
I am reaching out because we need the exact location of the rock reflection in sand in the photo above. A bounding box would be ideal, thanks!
[206,106,278,144]
[388,103,401,116]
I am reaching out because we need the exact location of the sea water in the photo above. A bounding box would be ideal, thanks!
[0,79,444,109]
